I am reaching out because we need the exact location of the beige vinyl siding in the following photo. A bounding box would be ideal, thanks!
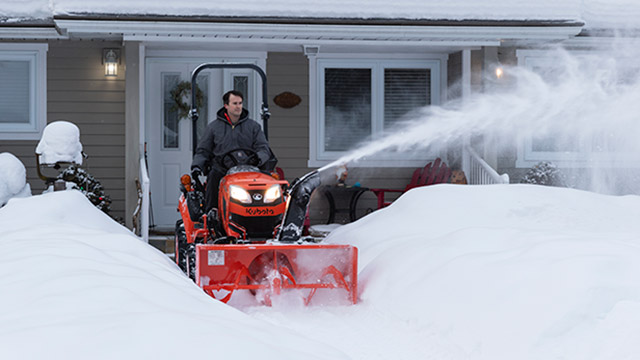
[48,41,126,221]
[0,40,126,221]
[266,52,311,180]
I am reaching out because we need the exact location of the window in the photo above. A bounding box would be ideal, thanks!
[162,73,180,149]
[516,49,639,168]
[313,58,441,166]
[0,44,47,140]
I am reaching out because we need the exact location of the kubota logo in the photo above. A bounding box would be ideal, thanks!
[245,207,274,216]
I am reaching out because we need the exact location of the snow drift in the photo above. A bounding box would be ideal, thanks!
[325,184,640,359]
[1,185,639,359]
[0,190,348,360]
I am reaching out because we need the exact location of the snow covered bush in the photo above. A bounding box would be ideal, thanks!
[0,152,31,208]
[35,120,84,165]
[35,121,113,216]
[57,165,112,215]
[521,161,565,186]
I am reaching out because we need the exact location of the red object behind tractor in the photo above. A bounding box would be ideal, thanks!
[174,63,357,305]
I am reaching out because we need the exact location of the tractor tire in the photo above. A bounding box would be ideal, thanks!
[174,220,188,274]
[186,243,197,281]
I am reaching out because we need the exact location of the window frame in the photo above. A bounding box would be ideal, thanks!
[309,54,446,167]
[516,49,639,168]
[0,43,48,140]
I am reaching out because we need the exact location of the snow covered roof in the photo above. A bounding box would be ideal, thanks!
[0,0,638,30]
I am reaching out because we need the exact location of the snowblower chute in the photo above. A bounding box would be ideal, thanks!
[196,244,358,305]
[175,62,358,306]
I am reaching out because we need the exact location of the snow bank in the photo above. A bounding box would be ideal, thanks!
[0,152,31,207]
[35,121,83,165]
[2,181,640,359]
[325,184,640,359]
[0,191,348,360]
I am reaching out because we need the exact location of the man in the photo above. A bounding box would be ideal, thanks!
[191,90,273,211]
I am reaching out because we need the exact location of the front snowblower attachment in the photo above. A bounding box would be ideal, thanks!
[196,244,358,305]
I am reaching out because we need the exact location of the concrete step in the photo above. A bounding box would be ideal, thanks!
[148,234,175,256]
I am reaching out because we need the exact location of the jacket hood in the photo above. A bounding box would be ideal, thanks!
[216,107,249,124]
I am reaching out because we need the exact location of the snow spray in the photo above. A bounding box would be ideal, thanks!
[318,43,640,195]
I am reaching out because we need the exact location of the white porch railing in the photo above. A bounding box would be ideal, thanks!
[139,157,150,243]
[462,144,510,185]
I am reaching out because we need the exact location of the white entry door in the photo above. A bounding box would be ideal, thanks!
[146,59,259,229]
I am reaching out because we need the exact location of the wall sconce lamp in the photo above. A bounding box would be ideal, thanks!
[102,49,120,77]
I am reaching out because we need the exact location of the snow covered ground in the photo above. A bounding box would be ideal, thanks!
[1,184,639,359]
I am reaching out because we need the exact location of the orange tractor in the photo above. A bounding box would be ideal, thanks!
[175,63,357,306]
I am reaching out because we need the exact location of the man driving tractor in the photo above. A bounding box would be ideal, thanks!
[190,90,274,212]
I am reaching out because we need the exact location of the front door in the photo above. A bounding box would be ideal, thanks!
[146,59,259,229]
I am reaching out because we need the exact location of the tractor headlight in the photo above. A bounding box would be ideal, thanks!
[263,185,281,204]
[229,185,252,204]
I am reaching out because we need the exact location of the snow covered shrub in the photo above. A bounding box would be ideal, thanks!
[35,121,84,165]
[521,161,565,186]
[57,165,112,215]
[0,153,32,207]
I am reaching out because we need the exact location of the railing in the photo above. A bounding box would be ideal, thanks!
[463,144,510,185]
[139,157,151,243]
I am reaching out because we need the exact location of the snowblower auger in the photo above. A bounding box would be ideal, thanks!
[196,244,358,305]
[175,62,358,306]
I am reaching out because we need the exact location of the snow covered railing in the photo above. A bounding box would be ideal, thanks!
[463,144,509,185]
[139,157,150,243]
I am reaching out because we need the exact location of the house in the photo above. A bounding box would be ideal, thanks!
[1,1,637,239]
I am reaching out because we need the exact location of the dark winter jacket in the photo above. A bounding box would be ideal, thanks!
[191,107,271,173]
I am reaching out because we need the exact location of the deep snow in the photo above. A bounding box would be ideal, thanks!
[1,185,639,359]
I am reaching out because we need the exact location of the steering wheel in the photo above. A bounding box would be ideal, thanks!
[219,148,260,169]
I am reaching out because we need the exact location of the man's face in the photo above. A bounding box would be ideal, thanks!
[224,94,243,121]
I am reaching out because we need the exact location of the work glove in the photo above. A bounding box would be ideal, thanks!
[191,166,202,179]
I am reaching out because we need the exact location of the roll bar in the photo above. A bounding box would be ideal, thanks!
[189,63,271,154]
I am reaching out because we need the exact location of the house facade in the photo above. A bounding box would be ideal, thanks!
[2,6,633,237]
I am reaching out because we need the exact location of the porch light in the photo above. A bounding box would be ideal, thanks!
[102,49,120,77]
[495,66,504,79]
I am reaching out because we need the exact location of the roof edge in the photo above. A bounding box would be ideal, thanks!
[52,13,585,27]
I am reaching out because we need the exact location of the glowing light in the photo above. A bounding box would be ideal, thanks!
[264,185,281,203]
[103,49,119,77]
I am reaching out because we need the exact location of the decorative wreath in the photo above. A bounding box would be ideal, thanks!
[170,81,204,119]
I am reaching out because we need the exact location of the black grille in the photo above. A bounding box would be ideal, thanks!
[230,213,282,239]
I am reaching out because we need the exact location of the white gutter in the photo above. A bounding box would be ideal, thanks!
[0,27,67,39]
[54,20,582,45]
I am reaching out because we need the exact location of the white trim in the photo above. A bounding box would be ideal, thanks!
[55,20,581,46]
[0,43,48,140]
[145,49,268,59]
[306,47,319,168]
[308,53,447,167]
[0,27,65,39]
[461,49,472,178]
[561,35,640,49]
[139,44,146,150]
